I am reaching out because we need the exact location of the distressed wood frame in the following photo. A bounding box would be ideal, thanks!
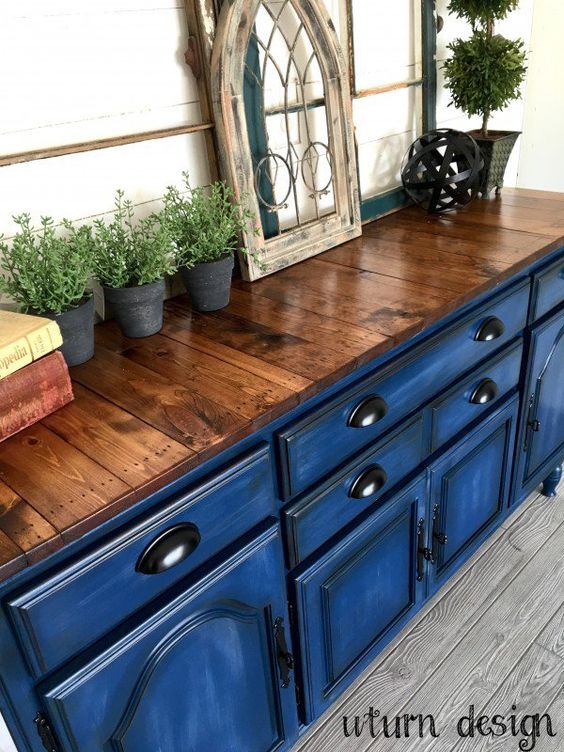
[209,0,361,280]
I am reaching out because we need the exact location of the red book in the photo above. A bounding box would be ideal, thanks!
[0,351,74,442]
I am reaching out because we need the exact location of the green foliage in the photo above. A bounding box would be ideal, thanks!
[162,173,258,268]
[443,33,527,133]
[0,215,94,314]
[92,190,176,288]
[443,0,527,135]
[447,0,519,26]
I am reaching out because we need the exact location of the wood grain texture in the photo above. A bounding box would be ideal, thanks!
[0,480,61,563]
[42,384,192,486]
[0,190,561,580]
[0,425,130,541]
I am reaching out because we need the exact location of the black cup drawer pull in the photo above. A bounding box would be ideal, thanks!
[136,523,201,575]
[474,316,505,342]
[470,378,499,405]
[349,465,388,499]
[347,395,388,428]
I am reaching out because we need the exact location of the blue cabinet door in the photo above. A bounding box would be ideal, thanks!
[38,524,299,752]
[426,397,518,595]
[520,308,564,491]
[293,477,427,722]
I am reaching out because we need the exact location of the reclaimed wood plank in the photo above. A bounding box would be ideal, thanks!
[0,425,130,539]
[71,345,251,455]
[223,288,390,359]
[0,480,62,563]
[166,298,358,389]
[0,528,25,581]
[42,384,193,486]
[322,236,502,293]
[162,303,314,393]
[94,328,299,427]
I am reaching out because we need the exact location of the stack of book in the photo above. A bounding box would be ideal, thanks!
[0,311,74,443]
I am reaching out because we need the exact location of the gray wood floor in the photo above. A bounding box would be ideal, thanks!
[292,481,564,752]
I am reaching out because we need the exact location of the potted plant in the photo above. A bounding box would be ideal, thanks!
[0,214,95,366]
[92,190,175,338]
[162,174,258,312]
[443,0,528,198]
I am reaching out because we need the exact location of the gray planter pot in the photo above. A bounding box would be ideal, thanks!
[470,130,521,199]
[103,279,165,338]
[41,296,95,367]
[180,255,235,312]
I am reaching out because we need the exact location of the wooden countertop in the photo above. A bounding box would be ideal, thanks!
[1,187,563,583]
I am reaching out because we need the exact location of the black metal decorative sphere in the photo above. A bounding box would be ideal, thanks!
[401,129,482,214]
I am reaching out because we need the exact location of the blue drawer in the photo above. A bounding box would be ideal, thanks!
[277,279,530,498]
[430,339,524,451]
[283,415,426,567]
[8,444,276,677]
[531,252,564,321]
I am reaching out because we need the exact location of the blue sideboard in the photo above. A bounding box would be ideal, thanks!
[0,241,563,752]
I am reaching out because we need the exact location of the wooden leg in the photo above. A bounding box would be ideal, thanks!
[542,465,563,497]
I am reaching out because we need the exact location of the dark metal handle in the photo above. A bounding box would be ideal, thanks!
[35,714,59,752]
[431,504,447,563]
[136,523,201,575]
[470,378,499,405]
[274,617,294,688]
[347,395,388,428]
[349,465,387,499]
[417,519,426,582]
[474,316,505,342]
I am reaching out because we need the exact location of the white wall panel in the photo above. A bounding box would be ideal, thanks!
[0,7,198,151]
[0,133,210,237]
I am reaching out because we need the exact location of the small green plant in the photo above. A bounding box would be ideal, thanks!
[443,0,527,137]
[92,190,175,288]
[0,214,94,314]
[162,174,258,268]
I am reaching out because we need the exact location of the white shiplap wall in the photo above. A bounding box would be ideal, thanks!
[0,0,423,243]
[0,1,210,239]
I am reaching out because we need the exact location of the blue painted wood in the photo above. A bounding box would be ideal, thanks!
[277,279,530,498]
[426,396,519,596]
[8,443,276,678]
[293,476,427,722]
[429,339,523,451]
[542,465,563,497]
[360,187,412,223]
[530,252,564,322]
[283,415,426,567]
[2,255,563,751]
[519,307,564,492]
[38,523,299,752]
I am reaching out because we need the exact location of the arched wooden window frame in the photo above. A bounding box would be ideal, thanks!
[210,0,362,280]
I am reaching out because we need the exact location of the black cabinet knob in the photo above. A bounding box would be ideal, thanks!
[347,395,388,428]
[349,465,387,499]
[469,378,499,405]
[136,523,201,575]
[474,316,505,342]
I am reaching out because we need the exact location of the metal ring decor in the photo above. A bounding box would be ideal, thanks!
[401,129,483,214]
[301,141,333,196]
[254,152,293,212]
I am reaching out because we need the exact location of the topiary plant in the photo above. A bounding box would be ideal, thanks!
[443,0,527,137]
[0,214,94,314]
[92,190,176,288]
[162,173,258,269]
